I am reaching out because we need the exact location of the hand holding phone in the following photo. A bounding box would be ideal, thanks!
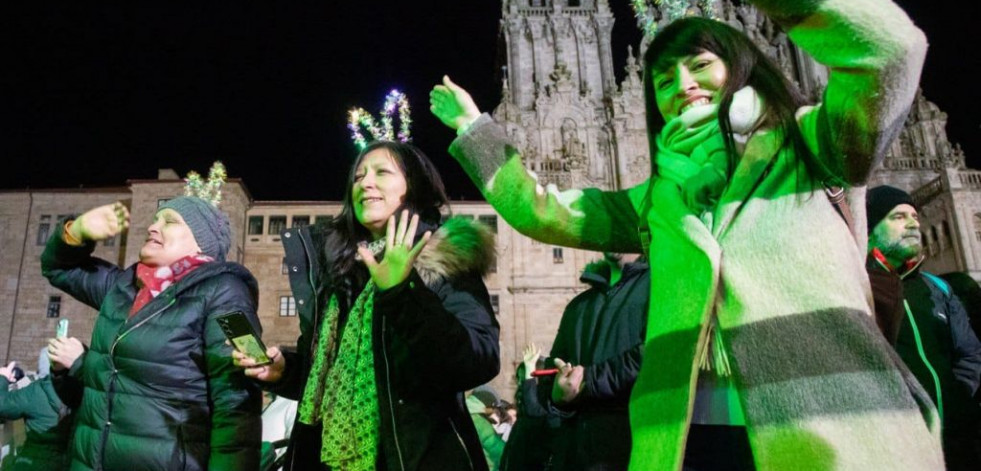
[216,312,271,366]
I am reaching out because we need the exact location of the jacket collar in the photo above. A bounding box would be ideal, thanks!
[869,247,923,280]
[413,216,497,288]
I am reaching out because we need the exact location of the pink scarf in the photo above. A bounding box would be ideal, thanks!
[130,254,214,316]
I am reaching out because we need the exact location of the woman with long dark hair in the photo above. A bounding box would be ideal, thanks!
[431,0,939,469]
[235,141,500,470]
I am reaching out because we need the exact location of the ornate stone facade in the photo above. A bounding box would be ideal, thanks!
[497,0,650,191]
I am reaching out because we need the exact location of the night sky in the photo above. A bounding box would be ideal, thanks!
[2,1,977,201]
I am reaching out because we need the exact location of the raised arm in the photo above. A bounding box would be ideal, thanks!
[42,202,131,309]
[432,77,647,253]
[762,0,928,184]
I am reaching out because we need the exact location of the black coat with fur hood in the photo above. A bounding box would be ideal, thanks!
[275,216,501,471]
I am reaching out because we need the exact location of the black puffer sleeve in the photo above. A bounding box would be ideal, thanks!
[41,221,126,309]
[203,272,263,471]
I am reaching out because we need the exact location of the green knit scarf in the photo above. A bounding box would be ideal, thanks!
[298,281,380,471]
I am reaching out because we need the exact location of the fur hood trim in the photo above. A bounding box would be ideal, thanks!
[414,216,496,287]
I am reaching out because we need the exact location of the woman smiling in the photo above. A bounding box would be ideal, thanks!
[234,141,500,471]
[42,188,263,471]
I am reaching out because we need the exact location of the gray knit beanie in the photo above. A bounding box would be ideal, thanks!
[159,196,232,261]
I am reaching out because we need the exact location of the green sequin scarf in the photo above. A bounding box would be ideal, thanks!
[298,281,380,471]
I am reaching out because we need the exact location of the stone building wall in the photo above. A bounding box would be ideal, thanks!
[0,189,129,367]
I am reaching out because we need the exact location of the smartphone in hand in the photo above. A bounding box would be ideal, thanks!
[216,312,272,366]
[56,319,69,339]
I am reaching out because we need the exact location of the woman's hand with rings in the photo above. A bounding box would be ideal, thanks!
[232,345,285,383]
[358,209,432,290]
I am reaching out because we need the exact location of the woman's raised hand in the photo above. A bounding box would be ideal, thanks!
[358,210,432,291]
[70,201,130,243]
[522,343,541,372]
[429,75,482,131]
[232,346,285,383]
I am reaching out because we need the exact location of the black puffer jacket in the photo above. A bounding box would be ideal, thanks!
[273,217,500,471]
[41,224,263,471]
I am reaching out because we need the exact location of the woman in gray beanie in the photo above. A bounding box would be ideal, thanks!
[42,195,263,471]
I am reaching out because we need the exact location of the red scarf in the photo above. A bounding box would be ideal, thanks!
[130,254,214,316]
[869,247,922,278]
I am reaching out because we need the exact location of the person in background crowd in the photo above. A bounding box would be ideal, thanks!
[500,343,556,471]
[541,254,648,471]
[866,185,981,469]
[0,357,77,471]
[468,390,505,471]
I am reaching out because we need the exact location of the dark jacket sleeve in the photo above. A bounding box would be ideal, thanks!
[539,296,582,411]
[203,274,263,471]
[946,293,981,395]
[518,378,547,419]
[265,225,321,401]
[581,342,644,403]
[41,221,126,309]
[375,269,500,393]
[0,378,35,420]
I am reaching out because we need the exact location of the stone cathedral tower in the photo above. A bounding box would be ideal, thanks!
[495,0,650,191]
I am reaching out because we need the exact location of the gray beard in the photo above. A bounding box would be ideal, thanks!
[878,238,922,264]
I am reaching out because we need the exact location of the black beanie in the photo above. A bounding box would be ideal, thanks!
[866,185,915,230]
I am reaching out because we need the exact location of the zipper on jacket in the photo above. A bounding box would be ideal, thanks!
[110,298,176,357]
[903,299,944,423]
[381,315,406,470]
[448,417,475,471]
[98,297,175,469]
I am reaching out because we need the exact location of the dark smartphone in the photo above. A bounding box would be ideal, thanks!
[531,368,559,377]
[216,311,272,366]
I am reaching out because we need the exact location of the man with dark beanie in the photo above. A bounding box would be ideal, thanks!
[866,185,981,469]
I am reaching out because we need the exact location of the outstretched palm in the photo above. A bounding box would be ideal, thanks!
[358,210,432,290]
[429,75,481,131]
